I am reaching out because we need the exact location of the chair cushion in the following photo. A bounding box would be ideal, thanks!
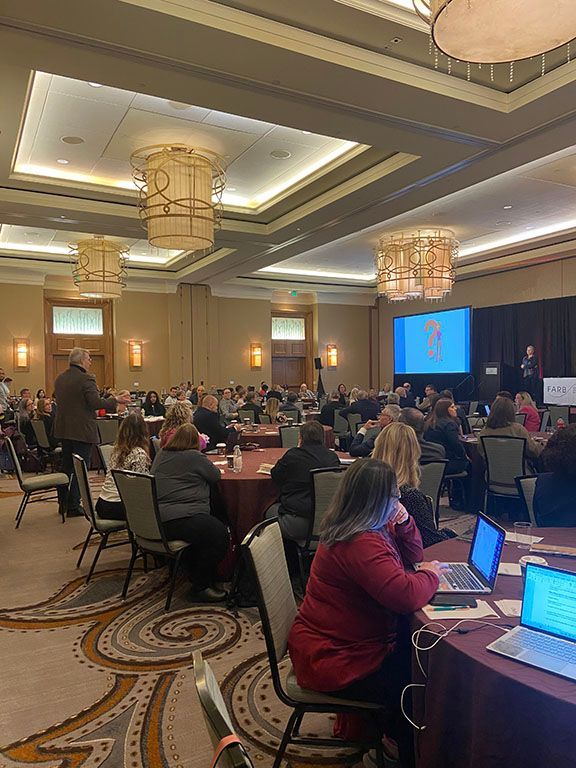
[135,536,190,554]
[285,668,381,710]
[21,472,69,492]
[94,518,127,533]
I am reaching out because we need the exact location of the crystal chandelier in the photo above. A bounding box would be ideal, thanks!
[414,0,576,72]
[131,144,225,253]
[374,229,458,302]
[70,236,128,299]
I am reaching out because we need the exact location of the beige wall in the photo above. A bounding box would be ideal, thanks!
[378,257,576,384]
[0,284,45,395]
[316,303,372,392]
[215,296,272,388]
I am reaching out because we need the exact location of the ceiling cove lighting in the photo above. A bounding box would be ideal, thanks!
[131,144,225,252]
[375,229,458,302]
[258,266,376,281]
[70,236,128,299]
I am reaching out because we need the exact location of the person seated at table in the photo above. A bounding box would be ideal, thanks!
[219,388,238,422]
[278,392,302,421]
[386,392,400,405]
[264,396,283,423]
[259,382,269,398]
[18,397,37,446]
[348,387,360,405]
[265,383,284,402]
[164,386,179,406]
[515,391,540,432]
[320,390,341,427]
[239,391,264,423]
[496,390,514,401]
[159,401,193,447]
[143,390,166,417]
[189,384,206,405]
[439,390,471,435]
[339,389,380,423]
[288,459,443,768]
[424,398,469,474]
[96,412,151,521]
[394,386,413,409]
[193,395,235,451]
[299,383,315,400]
[349,405,401,457]
[32,397,58,448]
[398,407,446,462]
[268,420,340,541]
[233,386,247,407]
[534,425,576,527]
[35,388,46,406]
[417,383,437,413]
[337,383,348,407]
[477,396,542,463]
[373,422,455,548]
[151,423,228,602]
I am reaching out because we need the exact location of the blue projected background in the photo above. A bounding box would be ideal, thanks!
[394,307,471,374]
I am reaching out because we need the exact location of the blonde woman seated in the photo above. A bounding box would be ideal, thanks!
[159,401,193,448]
[96,412,151,520]
[372,422,455,548]
[478,397,542,462]
[515,391,540,433]
[265,396,284,423]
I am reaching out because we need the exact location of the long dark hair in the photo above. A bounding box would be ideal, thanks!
[320,459,397,547]
[111,413,149,466]
[425,397,455,430]
[144,390,160,406]
[486,397,516,429]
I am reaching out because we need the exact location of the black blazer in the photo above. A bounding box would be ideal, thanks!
[424,418,466,461]
[271,443,340,519]
[319,401,340,427]
[533,473,576,527]
[338,398,380,422]
[143,401,166,417]
[193,406,229,451]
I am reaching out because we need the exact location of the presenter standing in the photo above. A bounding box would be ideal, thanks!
[521,345,540,403]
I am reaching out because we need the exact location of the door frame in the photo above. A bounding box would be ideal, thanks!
[44,297,114,390]
[271,308,314,389]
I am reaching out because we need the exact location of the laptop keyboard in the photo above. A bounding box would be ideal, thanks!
[500,627,576,663]
[441,563,484,591]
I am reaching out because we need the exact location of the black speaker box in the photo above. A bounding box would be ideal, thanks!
[314,357,323,370]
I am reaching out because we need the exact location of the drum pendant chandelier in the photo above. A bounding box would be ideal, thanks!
[70,236,128,299]
[413,0,576,64]
[131,144,225,252]
[374,229,458,302]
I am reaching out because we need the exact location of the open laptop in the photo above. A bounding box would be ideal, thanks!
[432,513,505,594]
[487,563,576,681]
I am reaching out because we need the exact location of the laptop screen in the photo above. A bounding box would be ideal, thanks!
[468,514,505,587]
[522,564,576,643]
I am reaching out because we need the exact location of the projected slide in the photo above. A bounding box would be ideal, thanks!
[394,307,471,374]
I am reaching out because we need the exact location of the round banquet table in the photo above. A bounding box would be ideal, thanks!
[143,416,164,437]
[412,528,576,768]
[208,448,285,542]
[239,424,335,450]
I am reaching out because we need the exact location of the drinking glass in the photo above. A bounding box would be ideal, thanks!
[513,521,532,550]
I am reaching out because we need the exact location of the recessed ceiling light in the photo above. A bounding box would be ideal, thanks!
[59,215,67,219]
[302,130,312,135]
[56,158,69,165]
[61,135,85,144]
[270,150,292,159]
[227,187,237,192]
[503,205,513,209]
[88,82,103,88]
[496,220,512,225]
[167,100,190,110]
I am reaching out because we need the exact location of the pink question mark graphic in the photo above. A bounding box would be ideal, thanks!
[424,319,439,358]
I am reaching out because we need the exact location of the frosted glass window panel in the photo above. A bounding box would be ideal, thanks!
[272,316,306,340]
[53,306,104,336]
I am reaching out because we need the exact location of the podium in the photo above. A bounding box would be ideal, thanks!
[478,362,516,402]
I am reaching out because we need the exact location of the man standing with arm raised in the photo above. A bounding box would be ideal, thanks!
[54,347,130,517]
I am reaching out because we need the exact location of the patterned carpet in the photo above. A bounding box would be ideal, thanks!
[0,471,474,768]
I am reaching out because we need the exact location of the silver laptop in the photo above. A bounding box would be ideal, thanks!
[487,563,576,681]
[433,513,505,594]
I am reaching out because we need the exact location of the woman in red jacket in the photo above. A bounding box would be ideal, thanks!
[288,459,444,767]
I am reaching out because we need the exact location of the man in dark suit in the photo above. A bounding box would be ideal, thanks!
[399,407,446,462]
[319,390,341,428]
[266,384,285,402]
[269,420,340,541]
[193,395,235,451]
[349,405,401,457]
[240,391,264,423]
[54,347,129,516]
[338,390,380,422]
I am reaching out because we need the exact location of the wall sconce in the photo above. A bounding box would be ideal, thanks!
[250,342,263,370]
[327,344,338,369]
[128,339,143,370]
[13,338,30,371]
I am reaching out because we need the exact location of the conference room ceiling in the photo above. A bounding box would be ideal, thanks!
[2,0,576,297]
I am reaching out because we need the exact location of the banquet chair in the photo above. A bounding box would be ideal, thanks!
[243,519,387,768]
[150,436,161,457]
[515,413,527,427]
[279,426,300,448]
[468,400,479,416]
[193,651,252,768]
[295,466,348,589]
[347,413,362,436]
[7,437,69,528]
[259,414,272,424]
[97,443,113,471]
[97,418,119,445]
[72,454,129,582]
[30,419,62,471]
[113,469,192,611]
[548,405,570,425]
[481,436,527,516]
[237,409,255,424]
[420,460,448,527]
[539,410,550,432]
[515,475,538,526]
[332,410,349,436]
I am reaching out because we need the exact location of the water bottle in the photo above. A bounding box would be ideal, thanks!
[233,444,243,473]
[556,418,566,430]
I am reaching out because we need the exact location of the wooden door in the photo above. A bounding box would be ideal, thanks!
[272,357,306,390]
[44,299,114,392]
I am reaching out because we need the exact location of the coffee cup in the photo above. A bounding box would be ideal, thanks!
[216,443,226,455]
[287,417,294,426]
[519,555,548,582]
[226,455,235,469]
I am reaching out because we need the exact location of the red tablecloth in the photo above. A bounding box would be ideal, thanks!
[413,528,576,768]
[239,424,335,449]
